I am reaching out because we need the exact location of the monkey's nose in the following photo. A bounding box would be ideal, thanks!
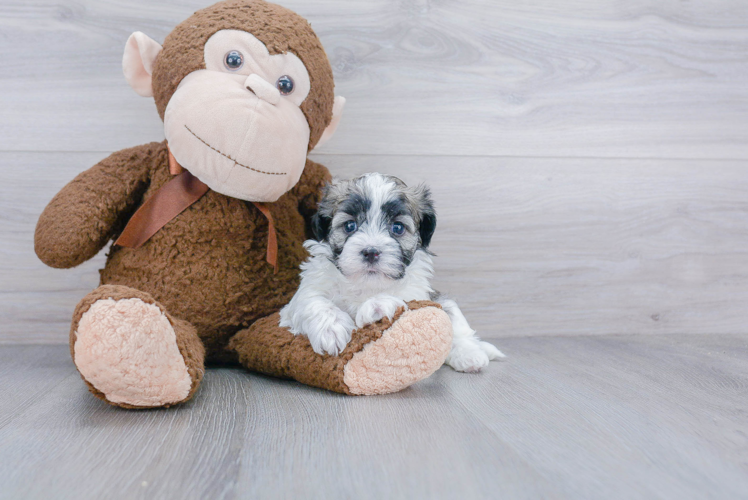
[361,248,380,264]
[245,74,280,105]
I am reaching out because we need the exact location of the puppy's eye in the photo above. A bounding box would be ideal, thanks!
[344,220,357,233]
[276,75,295,95]
[224,50,244,71]
[392,222,405,235]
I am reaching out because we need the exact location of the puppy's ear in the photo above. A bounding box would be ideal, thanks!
[415,185,437,248]
[420,211,437,248]
[311,212,332,241]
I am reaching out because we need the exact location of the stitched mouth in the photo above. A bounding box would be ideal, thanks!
[184,125,286,176]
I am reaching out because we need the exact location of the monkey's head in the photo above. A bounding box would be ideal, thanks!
[122,0,344,202]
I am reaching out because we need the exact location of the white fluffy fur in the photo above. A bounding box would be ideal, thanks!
[279,173,505,372]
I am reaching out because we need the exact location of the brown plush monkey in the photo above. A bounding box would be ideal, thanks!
[35,0,452,409]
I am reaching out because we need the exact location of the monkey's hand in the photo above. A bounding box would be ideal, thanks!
[35,143,157,269]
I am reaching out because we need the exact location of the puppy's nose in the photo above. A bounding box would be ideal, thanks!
[362,248,380,264]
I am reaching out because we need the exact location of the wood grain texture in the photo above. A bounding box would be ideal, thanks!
[3,2,747,497]
[3,152,748,343]
[0,337,747,499]
[0,0,746,157]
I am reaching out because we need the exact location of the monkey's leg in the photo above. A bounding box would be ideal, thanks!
[228,301,452,395]
[70,285,205,409]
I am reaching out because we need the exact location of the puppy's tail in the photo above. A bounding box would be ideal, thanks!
[479,341,506,360]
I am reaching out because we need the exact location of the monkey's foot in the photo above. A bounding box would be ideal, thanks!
[343,302,453,394]
[71,285,205,409]
[229,301,452,395]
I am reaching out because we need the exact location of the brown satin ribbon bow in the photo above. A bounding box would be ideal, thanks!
[115,145,279,273]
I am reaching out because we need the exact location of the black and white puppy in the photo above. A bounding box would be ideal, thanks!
[279,173,504,372]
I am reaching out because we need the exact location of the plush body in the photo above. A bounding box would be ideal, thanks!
[38,141,327,361]
[34,0,454,408]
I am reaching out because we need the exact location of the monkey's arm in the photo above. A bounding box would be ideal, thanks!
[292,159,332,239]
[35,143,161,269]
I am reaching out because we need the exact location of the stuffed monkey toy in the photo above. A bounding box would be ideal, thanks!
[34,0,452,409]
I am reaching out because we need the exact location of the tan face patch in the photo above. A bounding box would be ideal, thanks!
[204,30,311,106]
[151,0,335,150]
[163,29,312,202]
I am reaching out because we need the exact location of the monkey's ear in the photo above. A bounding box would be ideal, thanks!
[123,32,163,97]
[313,96,346,150]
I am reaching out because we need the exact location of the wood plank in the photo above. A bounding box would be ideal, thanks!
[435,334,748,499]
[3,152,748,342]
[0,346,78,429]
[326,155,748,338]
[0,152,108,343]
[0,0,746,158]
[0,337,746,499]
[0,346,551,500]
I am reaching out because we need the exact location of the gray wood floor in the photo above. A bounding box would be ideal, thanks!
[2,1,748,498]
[2,336,747,500]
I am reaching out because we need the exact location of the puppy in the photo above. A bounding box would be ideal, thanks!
[279,173,505,372]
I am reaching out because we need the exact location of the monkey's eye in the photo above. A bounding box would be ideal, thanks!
[344,220,357,233]
[276,75,295,95]
[392,222,405,235]
[224,50,244,71]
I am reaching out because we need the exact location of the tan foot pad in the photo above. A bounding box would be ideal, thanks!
[343,306,453,395]
[74,298,192,407]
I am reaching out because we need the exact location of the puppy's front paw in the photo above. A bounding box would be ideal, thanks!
[306,307,355,356]
[446,338,491,373]
[355,295,407,328]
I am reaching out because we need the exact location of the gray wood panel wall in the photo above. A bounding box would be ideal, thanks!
[1,0,747,343]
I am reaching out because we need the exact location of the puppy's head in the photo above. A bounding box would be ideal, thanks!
[312,173,436,282]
